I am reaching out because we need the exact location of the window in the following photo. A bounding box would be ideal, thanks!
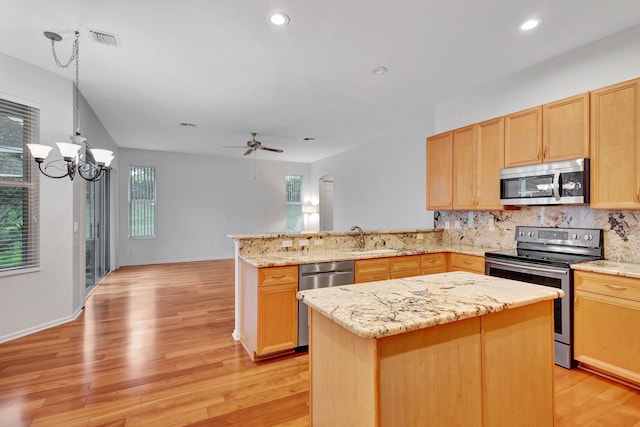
[128,165,156,238]
[0,98,40,273]
[285,175,303,233]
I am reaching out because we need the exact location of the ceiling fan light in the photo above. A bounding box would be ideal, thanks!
[26,143,53,161]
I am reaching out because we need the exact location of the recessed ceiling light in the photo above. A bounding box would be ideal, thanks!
[371,66,388,75]
[519,18,541,31]
[270,12,290,26]
[302,137,316,142]
[179,122,197,128]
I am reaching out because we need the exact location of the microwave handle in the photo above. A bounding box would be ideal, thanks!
[553,171,561,201]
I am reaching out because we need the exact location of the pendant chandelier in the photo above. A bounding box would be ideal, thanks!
[27,30,114,181]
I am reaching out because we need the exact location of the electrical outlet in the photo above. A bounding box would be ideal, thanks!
[282,240,293,248]
[313,239,324,246]
[454,220,461,230]
[416,233,424,240]
[444,221,450,230]
[488,217,495,231]
[299,239,309,247]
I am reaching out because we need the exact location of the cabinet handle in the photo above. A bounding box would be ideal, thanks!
[605,284,626,291]
[463,260,473,265]
[425,259,436,263]
[536,148,541,160]
[543,146,547,159]
[271,274,286,279]
[637,187,640,203]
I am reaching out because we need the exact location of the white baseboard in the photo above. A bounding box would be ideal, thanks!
[0,306,84,344]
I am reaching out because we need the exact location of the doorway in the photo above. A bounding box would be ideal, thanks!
[86,170,110,294]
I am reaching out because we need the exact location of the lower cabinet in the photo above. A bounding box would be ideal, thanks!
[449,253,485,274]
[421,253,447,275]
[574,271,640,385]
[389,255,421,279]
[240,261,298,360]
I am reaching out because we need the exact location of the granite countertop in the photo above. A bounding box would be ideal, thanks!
[228,228,440,240]
[297,271,564,339]
[239,244,492,268]
[572,260,640,279]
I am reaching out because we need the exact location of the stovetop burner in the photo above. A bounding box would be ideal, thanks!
[484,226,604,267]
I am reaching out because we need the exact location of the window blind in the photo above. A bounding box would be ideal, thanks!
[0,98,40,273]
[128,165,156,238]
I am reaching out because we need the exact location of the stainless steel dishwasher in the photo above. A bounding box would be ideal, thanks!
[298,260,355,347]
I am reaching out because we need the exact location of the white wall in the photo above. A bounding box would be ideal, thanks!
[436,24,640,132]
[310,108,436,232]
[117,148,310,265]
[0,52,79,341]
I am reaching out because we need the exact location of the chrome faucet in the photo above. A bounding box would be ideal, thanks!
[351,225,365,249]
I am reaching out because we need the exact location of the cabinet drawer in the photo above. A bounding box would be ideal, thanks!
[575,271,640,302]
[449,254,484,274]
[355,258,390,276]
[389,255,421,273]
[421,253,447,270]
[390,269,421,279]
[258,265,298,286]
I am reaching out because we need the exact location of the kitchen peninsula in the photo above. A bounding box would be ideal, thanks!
[298,272,563,426]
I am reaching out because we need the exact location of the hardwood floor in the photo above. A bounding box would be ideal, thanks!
[0,259,638,426]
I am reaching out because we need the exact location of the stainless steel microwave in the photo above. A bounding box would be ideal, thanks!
[500,158,589,206]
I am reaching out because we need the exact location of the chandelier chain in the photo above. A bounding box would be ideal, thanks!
[50,31,81,135]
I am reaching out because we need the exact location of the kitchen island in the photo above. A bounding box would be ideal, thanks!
[297,272,563,426]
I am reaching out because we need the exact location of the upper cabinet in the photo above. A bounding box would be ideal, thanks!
[426,132,453,210]
[504,94,589,168]
[452,118,504,210]
[590,78,640,209]
[505,106,542,167]
[543,93,590,162]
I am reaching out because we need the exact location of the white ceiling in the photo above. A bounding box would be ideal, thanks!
[1,1,640,163]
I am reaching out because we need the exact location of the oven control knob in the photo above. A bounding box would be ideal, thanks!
[519,231,525,236]
[573,234,580,240]
[585,234,593,241]
[528,231,534,237]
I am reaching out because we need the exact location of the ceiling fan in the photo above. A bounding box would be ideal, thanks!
[226,133,284,156]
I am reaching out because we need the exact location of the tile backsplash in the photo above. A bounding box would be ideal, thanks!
[435,207,640,263]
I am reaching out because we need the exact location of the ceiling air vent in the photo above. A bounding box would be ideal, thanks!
[88,29,121,47]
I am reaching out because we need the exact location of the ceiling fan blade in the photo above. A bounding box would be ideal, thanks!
[221,145,248,148]
[243,148,254,156]
[260,146,284,153]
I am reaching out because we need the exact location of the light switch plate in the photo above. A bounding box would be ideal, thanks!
[444,221,450,230]
[299,239,309,247]
[454,220,461,230]
[313,239,324,246]
[416,233,424,240]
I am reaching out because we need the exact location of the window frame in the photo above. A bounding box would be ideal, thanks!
[0,97,40,276]
[285,175,303,233]
[128,165,156,239]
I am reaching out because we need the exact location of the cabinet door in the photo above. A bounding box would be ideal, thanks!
[543,93,589,162]
[257,283,298,356]
[476,117,504,210]
[590,79,640,209]
[389,255,421,279]
[505,106,543,167]
[575,289,640,385]
[426,132,453,210]
[452,125,477,210]
[355,258,390,283]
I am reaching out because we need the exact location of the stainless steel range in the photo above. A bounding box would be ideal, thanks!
[484,226,604,369]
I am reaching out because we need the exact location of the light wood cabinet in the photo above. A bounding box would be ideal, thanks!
[389,255,421,279]
[453,125,477,210]
[426,132,453,210]
[355,258,390,283]
[574,271,640,386]
[590,78,640,209]
[543,93,590,162]
[505,106,543,167]
[240,262,298,360]
[421,253,447,275]
[476,117,505,209]
[449,253,485,274]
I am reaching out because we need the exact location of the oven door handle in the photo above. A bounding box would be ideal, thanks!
[486,259,568,275]
[553,171,561,201]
